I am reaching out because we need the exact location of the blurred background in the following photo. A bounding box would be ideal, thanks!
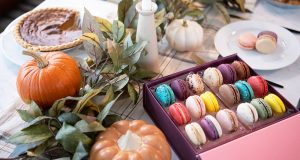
[0,0,44,32]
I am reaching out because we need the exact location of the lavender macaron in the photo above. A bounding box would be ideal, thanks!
[217,64,237,84]
[200,115,222,140]
[170,79,190,101]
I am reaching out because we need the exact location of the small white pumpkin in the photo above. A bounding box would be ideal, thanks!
[166,19,204,52]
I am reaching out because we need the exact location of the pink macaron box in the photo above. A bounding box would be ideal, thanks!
[143,54,298,160]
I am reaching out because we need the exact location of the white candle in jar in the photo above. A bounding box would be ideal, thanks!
[142,0,152,11]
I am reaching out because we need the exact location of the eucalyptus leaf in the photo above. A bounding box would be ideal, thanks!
[124,32,133,49]
[108,74,129,92]
[99,85,114,108]
[184,10,204,20]
[107,40,121,70]
[73,88,102,113]
[122,41,147,65]
[30,101,43,117]
[118,0,133,22]
[112,20,125,43]
[25,116,53,128]
[215,3,230,24]
[102,114,123,127]
[82,8,104,42]
[49,97,82,117]
[58,113,81,125]
[124,3,138,28]
[74,120,105,133]
[80,32,101,47]
[235,0,245,12]
[95,17,113,33]
[127,83,138,104]
[97,91,123,122]
[9,124,52,144]
[83,41,104,66]
[133,67,158,79]
[55,123,92,153]
[155,9,166,27]
[31,137,56,156]
[9,140,45,158]
[72,142,87,160]
[17,109,35,122]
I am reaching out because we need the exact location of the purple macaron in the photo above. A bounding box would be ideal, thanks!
[217,64,237,84]
[170,79,190,101]
[199,115,222,140]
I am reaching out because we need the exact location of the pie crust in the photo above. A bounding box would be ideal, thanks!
[14,7,82,52]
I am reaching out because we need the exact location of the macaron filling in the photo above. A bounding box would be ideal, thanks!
[259,99,272,117]
[228,84,239,104]
[246,103,256,123]
[193,96,204,117]
[226,110,238,131]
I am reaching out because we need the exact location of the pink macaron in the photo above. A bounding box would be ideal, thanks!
[238,32,257,50]
[185,95,206,119]
[169,103,191,125]
[216,109,239,133]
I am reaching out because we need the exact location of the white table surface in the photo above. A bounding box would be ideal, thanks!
[0,0,299,159]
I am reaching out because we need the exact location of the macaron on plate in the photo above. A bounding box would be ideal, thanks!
[214,20,300,70]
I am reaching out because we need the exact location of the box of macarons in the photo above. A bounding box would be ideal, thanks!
[143,54,298,160]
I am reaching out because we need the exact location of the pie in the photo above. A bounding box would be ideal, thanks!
[14,7,82,52]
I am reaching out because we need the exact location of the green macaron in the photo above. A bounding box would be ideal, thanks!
[250,98,272,119]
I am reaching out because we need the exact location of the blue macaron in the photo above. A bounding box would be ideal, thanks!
[234,80,255,102]
[155,84,176,107]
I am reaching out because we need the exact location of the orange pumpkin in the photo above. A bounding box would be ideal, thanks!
[90,120,171,160]
[16,51,81,109]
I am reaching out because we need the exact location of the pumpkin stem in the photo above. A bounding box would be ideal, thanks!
[23,50,49,68]
[182,20,188,27]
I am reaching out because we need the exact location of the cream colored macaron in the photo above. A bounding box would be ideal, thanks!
[203,67,223,88]
[237,103,258,125]
[185,122,207,146]
[255,31,278,54]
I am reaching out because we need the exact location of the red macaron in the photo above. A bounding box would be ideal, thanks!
[169,103,191,125]
[247,76,268,98]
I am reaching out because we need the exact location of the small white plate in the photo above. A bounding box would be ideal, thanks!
[214,20,300,70]
[0,1,117,66]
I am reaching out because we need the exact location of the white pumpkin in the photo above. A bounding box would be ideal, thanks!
[166,19,204,52]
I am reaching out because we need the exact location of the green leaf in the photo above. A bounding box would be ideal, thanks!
[49,97,82,117]
[95,17,113,33]
[80,32,101,47]
[75,120,105,133]
[9,140,45,158]
[215,3,231,24]
[127,83,138,104]
[124,4,138,28]
[30,101,42,117]
[102,114,123,127]
[124,32,133,49]
[112,20,125,43]
[26,116,52,128]
[58,113,81,125]
[72,142,88,160]
[107,40,122,70]
[17,110,35,122]
[109,74,129,92]
[99,85,114,108]
[55,123,92,153]
[97,91,123,122]
[73,88,102,113]
[31,137,56,156]
[122,41,147,65]
[118,0,133,22]
[9,124,52,144]
[82,8,104,42]
[133,67,158,79]
[155,9,166,27]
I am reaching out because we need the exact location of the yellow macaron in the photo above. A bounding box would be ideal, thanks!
[264,93,286,113]
[200,91,220,112]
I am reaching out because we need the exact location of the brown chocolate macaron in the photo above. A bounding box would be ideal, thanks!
[219,84,240,106]
[231,61,251,80]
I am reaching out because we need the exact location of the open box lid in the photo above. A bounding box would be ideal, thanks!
[201,113,300,160]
